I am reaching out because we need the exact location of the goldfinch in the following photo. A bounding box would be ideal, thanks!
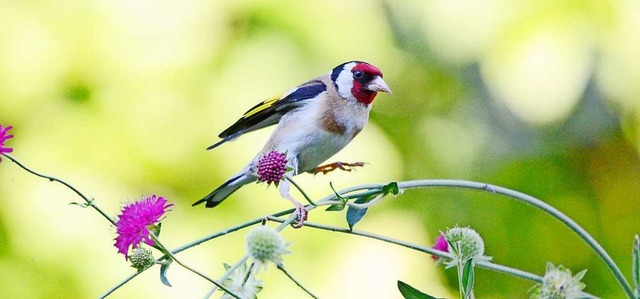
[193,61,391,216]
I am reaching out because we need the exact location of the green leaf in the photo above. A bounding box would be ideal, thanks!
[446,239,461,257]
[633,235,640,294]
[461,259,475,299]
[160,259,173,287]
[223,263,232,271]
[326,182,348,212]
[381,182,400,196]
[397,280,439,299]
[346,206,367,231]
[325,203,346,211]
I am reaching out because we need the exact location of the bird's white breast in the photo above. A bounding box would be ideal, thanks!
[262,93,370,173]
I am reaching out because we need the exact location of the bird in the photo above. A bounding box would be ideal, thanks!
[193,61,391,223]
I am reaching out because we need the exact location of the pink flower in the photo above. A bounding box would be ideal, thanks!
[114,195,174,260]
[0,125,14,161]
[431,233,449,260]
[256,150,288,185]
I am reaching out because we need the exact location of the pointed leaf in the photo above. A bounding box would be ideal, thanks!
[354,194,378,204]
[346,206,368,231]
[160,259,173,287]
[382,182,400,196]
[461,259,475,299]
[326,182,348,212]
[325,203,346,211]
[397,280,439,299]
[223,263,232,271]
[344,191,379,230]
[330,182,348,203]
[633,235,640,292]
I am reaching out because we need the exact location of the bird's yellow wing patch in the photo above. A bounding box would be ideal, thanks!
[242,97,280,118]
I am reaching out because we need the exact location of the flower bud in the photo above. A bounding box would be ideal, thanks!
[246,226,290,270]
[129,247,155,271]
[256,151,288,185]
[530,263,588,299]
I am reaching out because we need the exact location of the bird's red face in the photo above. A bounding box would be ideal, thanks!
[332,61,391,105]
[350,62,391,105]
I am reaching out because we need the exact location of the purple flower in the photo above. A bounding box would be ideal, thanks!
[431,233,449,260]
[114,195,173,260]
[256,150,288,185]
[0,125,14,161]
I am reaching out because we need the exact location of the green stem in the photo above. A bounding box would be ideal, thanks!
[398,179,634,298]
[6,156,625,298]
[99,271,141,298]
[310,180,633,298]
[3,154,116,225]
[456,257,465,299]
[266,216,542,283]
[278,265,319,299]
[167,209,295,256]
[286,176,317,206]
[204,255,249,298]
[150,234,242,299]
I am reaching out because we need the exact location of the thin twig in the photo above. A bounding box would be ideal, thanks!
[204,255,249,298]
[286,176,317,206]
[150,233,242,299]
[99,271,141,298]
[3,154,116,225]
[278,265,319,299]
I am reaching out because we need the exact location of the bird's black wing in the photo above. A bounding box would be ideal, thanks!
[206,80,327,150]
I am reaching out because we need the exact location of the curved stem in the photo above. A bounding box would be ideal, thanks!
[266,216,543,283]
[3,154,116,225]
[304,180,632,297]
[150,234,241,299]
[397,179,633,298]
[278,265,319,299]
[286,176,317,206]
[99,271,141,298]
[205,255,249,298]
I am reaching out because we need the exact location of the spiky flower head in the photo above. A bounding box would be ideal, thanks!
[530,263,588,299]
[256,150,288,185]
[431,233,449,261]
[442,226,492,268]
[114,194,173,260]
[246,226,290,270]
[129,247,155,271]
[222,262,264,299]
[0,124,14,161]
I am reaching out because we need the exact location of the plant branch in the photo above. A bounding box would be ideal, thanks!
[266,216,543,283]
[99,271,141,298]
[150,233,242,299]
[3,154,116,225]
[306,180,632,298]
[278,265,319,299]
[286,176,317,206]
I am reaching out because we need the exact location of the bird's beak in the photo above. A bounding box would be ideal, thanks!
[366,76,392,93]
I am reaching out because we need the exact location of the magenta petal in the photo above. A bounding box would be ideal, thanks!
[257,151,288,184]
[431,234,449,260]
[0,125,14,161]
[113,195,173,260]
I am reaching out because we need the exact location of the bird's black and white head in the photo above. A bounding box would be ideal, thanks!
[331,61,391,105]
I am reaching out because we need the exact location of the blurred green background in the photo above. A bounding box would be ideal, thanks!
[1,0,639,298]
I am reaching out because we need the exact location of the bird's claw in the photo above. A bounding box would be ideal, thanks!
[291,206,308,229]
[314,161,366,175]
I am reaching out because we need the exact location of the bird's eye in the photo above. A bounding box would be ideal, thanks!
[353,71,363,79]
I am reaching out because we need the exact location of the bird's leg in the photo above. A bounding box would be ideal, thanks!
[278,179,307,228]
[313,161,366,175]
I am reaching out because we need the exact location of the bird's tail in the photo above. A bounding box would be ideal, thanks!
[192,171,256,208]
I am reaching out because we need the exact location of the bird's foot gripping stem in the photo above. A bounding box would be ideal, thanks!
[313,161,366,175]
[279,178,308,228]
[292,205,308,228]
